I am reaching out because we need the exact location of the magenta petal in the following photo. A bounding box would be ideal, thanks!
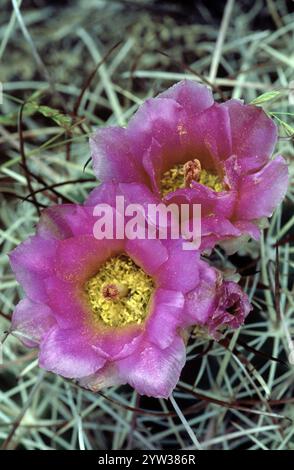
[201,215,241,237]
[54,235,123,283]
[185,264,252,337]
[233,220,260,240]
[86,181,161,213]
[235,156,289,219]
[156,240,200,293]
[125,239,168,276]
[189,103,232,166]
[207,281,252,336]
[192,213,243,252]
[37,205,94,240]
[223,99,277,172]
[90,127,148,184]
[39,327,106,378]
[222,154,242,189]
[85,181,119,207]
[118,181,162,209]
[9,236,56,276]
[91,326,144,361]
[147,288,185,349]
[142,138,163,193]
[12,298,56,348]
[127,97,186,167]
[184,262,219,324]
[117,336,186,398]
[44,276,85,328]
[165,181,237,219]
[9,236,57,302]
[159,80,214,117]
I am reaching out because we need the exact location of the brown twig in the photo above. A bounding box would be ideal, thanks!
[18,102,41,216]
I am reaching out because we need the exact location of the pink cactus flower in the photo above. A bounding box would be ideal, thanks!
[90,80,288,251]
[9,183,251,398]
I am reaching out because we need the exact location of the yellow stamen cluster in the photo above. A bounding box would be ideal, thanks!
[161,161,223,196]
[161,164,185,196]
[84,254,154,328]
[198,169,223,192]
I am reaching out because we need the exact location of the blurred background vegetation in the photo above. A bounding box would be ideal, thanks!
[0,0,293,450]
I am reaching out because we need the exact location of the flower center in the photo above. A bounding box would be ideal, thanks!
[226,298,241,316]
[84,254,154,328]
[160,159,223,196]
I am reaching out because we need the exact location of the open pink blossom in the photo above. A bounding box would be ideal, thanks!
[90,80,288,251]
[9,182,251,398]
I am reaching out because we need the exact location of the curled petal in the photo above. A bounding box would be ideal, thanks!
[185,265,252,339]
[235,156,288,219]
[207,281,252,336]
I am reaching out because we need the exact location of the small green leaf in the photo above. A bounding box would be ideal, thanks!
[24,101,72,129]
[272,114,294,136]
[250,90,281,105]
